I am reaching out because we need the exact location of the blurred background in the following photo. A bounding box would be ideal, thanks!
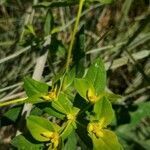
[0,0,150,149]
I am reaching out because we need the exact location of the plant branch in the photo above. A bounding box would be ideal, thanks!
[0,97,27,107]
[65,0,85,72]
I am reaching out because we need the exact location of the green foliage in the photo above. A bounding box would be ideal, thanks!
[91,129,122,150]
[63,131,77,150]
[62,68,75,90]
[4,106,22,122]
[1,0,149,149]
[74,78,92,101]
[93,97,114,122]
[23,77,49,97]
[11,135,44,150]
[10,57,122,149]
[27,115,60,142]
[51,93,73,114]
[85,58,106,95]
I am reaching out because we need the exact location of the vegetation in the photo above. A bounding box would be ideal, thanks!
[0,0,150,149]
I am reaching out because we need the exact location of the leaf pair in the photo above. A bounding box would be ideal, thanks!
[26,115,60,149]
[26,107,79,149]
[74,58,106,103]
[88,97,122,150]
[74,58,121,104]
[74,58,122,149]
[90,129,122,150]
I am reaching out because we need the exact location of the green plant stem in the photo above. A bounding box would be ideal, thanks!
[65,0,85,72]
[57,0,85,95]
[0,97,27,107]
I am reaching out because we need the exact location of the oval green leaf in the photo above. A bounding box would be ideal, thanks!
[27,115,60,142]
[52,93,73,114]
[93,97,114,126]
[85,58,106,95]
[91,130,122,150]
[23,77,49,97]
[74,78,93,101]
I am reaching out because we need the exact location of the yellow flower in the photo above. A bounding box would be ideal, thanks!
[42,86,57,101]
[67,108,79,123]
[67,113,75,121]
[41,131,59,149]
[87,88,103,103]
[87,117,107,138]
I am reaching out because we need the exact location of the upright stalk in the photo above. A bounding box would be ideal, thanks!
[65,0,85,72]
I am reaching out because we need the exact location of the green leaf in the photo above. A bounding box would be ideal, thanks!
[62,68,75,90]
[63,131,77,150]
[44,10,53,36]
[11,135,43,150]
[4,106,22,122]
[130,102,150,125]
[93,97,114,125]
[23,77,49,97]
[52,93,73,114]
[30,107,43,116]
[74,78,93,101]
[85,58,106,95]
[91,130,122,150]
[44,107,65,120]
[26,93,44,104]
[27,115,60,142]
[61,121,74,141]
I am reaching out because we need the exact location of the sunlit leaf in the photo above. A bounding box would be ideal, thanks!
[63,131,77,150]
[91,129,122,150]
[4,106,22,122]
[52,93,73,114]
[23,77,49,97]
[93,97,114,125]
[62,68,75,90]
[11,135,44,150]
[26,93,44,104]
[74,78,93,101]
[27,115,60,142]
[60,121,74,141]
[44,107,65,120]
[85,58,106,95]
